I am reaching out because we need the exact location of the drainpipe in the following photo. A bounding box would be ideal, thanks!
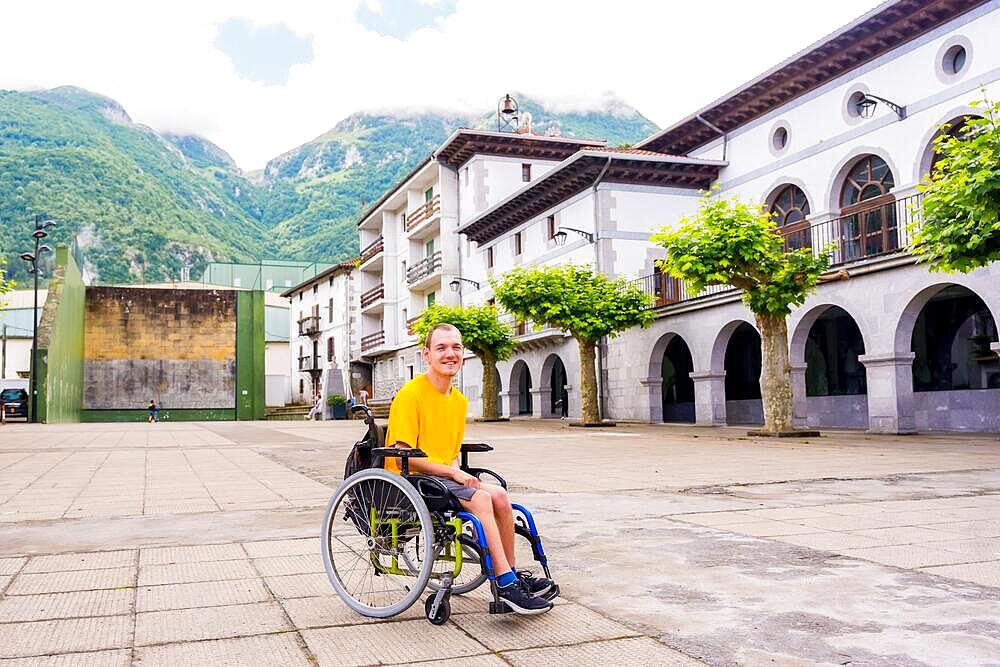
[695,114,727,161]
[591,156,612,421]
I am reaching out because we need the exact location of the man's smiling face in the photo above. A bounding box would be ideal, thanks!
[423,326,464,379]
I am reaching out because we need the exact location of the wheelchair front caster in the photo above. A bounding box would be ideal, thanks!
[425,593,451,625]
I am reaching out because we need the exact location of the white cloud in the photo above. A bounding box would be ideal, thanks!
[0,0,883,170]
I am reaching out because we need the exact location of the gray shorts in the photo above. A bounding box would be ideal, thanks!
[428,475,477,502]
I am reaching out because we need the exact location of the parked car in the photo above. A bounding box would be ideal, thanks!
[1,388,29,422]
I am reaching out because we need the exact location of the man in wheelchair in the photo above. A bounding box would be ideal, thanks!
[384,322,554,615]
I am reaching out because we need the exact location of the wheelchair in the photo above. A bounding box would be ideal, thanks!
[321,405,558,625]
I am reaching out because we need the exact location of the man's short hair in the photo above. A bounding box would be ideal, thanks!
[424,322,462,348]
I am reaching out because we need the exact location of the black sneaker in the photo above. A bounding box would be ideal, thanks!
[517,569,554,597]
[497,579,553,615]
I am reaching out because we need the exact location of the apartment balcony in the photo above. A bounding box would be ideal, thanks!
[297,315,321,337]
[405,195,441,240]
[406,251,442,292]
[359,236,385,272]
[406,313,423,336]
[628,193,925,311]
[298,355,321,372]
[499,314,565,351]
[360,283,385,314]
[361,330,386,354]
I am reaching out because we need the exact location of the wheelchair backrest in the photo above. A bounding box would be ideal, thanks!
[344,406,386,480]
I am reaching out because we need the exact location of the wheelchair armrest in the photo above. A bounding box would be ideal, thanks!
[460,442,492,469]
[372,447,427,459]
[462,466,507,490]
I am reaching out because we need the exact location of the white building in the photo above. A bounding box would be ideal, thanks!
[282,260,360,405]
[354,0,1000,433]
[0,289,47,390]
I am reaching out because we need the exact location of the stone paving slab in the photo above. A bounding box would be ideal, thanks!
[251,554,324,577]
[22,550,136,574]
[0,558,25,575]
[0,615,131,658]
[921,561,1000,588]
[264,572,334,599]
[138,559,256,586]
[279,594,424,627]
[302,619,489,665]
[5,567,134,596]
[840,544,977,568]
[136,578,271,612]
[0,649,131,667]
[134,633,311,666]
[243,537,319,558]
[401,656,507,666]
[504,636,703,666]
[134,601,291,645]
[0,588,131,622]
[138,543,245,566]
[452,602,640,652]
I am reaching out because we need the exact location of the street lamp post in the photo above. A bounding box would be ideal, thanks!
[19,215,55,423]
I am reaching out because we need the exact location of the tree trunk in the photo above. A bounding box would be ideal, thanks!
[577,337,600,425]
[480,350,500,421]
[755,311,794,433]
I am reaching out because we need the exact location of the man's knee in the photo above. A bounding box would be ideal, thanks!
[487,485,511,509]
[466,489,494,514]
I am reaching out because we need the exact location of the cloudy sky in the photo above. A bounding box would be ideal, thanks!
[2,0,883,170]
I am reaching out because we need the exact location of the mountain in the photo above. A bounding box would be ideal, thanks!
[0,88,658,283]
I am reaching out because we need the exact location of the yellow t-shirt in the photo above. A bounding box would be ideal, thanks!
[384,374,468,475]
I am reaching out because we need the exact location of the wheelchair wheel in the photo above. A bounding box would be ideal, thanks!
[321,468,435,618]
[427,533,488,595]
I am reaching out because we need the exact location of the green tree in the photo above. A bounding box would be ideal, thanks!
[0,261,14,308]
[651,195,829,433]
[912,97,1000,272]
[413,303,515,421]
[492,265,653,425]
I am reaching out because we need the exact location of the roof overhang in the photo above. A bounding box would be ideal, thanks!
[638,0,989,155]
[434,128,608,170]
[280,260,357,298]
[457,150,726,244]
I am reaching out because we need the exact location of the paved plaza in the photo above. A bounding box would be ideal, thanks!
[0,420,999,665]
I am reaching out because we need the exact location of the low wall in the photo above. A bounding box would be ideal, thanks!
[914,389,1000,432]
[726,399,763,425]
[805,394,870,429]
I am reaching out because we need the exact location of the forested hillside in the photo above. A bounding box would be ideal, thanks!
[0,87,658,284]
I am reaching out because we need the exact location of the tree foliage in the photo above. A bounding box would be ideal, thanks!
[652,195,829,433]
[413,303,515,421]
[491,264,654,345]
[650,194,829,316]
[912,96,1000,273]
[492,264,653,424]
[0,261,14,308]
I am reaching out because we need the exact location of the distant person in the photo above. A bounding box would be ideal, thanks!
[147,400,158,423]
[306,393,322,421]
[357,388,369,406]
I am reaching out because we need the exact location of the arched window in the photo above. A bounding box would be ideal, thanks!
[769,185,811,250]
[839,155,897,261]
[929,115,981,174]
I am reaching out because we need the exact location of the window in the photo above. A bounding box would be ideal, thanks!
[425,187,434,202]
[943,44,967,75]
[327,337,335,361]
[487,247,494,270]
[514,232,522,256]
[407,365,415,379]
[312,303,320,319]
[299,378,304,395]
[298,292,302,301]
[312,285,318,295]
[546,215,556,240]
[401,212,406,231]
[462,167,469,185]
[522,163,531,182]
[425,239,435,257]
[328,297,333,323]
[770,185,810,227]
[771,126,788,151]
[427,292,436,308]
[328,277,333,286]
[841,155,894,208]
[839,155,898,260]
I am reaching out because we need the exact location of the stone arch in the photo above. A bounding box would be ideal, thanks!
[494,366,503,418]
[660,335,696,423]
[898,284,1000,392]
[825,147,902,214]
[710,319,757,373]
[540,353,567,419]
[790,303,870,366]
[722,321,763,425]
[761,177,815,214]
[914,107,983,180]
[509,359,534,416]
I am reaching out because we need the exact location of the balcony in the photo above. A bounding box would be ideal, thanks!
[360,283,385,313]
[498,314,564,350]
[298,355,321,372]
[297,315,321,337]
[405,195,441,239]
[359,236,385,271]
[406,251,442,291]
[406,314,423,336]
[361,330,386,354]
[628,193,925,311]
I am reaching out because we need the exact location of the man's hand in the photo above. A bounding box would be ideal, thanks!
[453,469,481,490]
